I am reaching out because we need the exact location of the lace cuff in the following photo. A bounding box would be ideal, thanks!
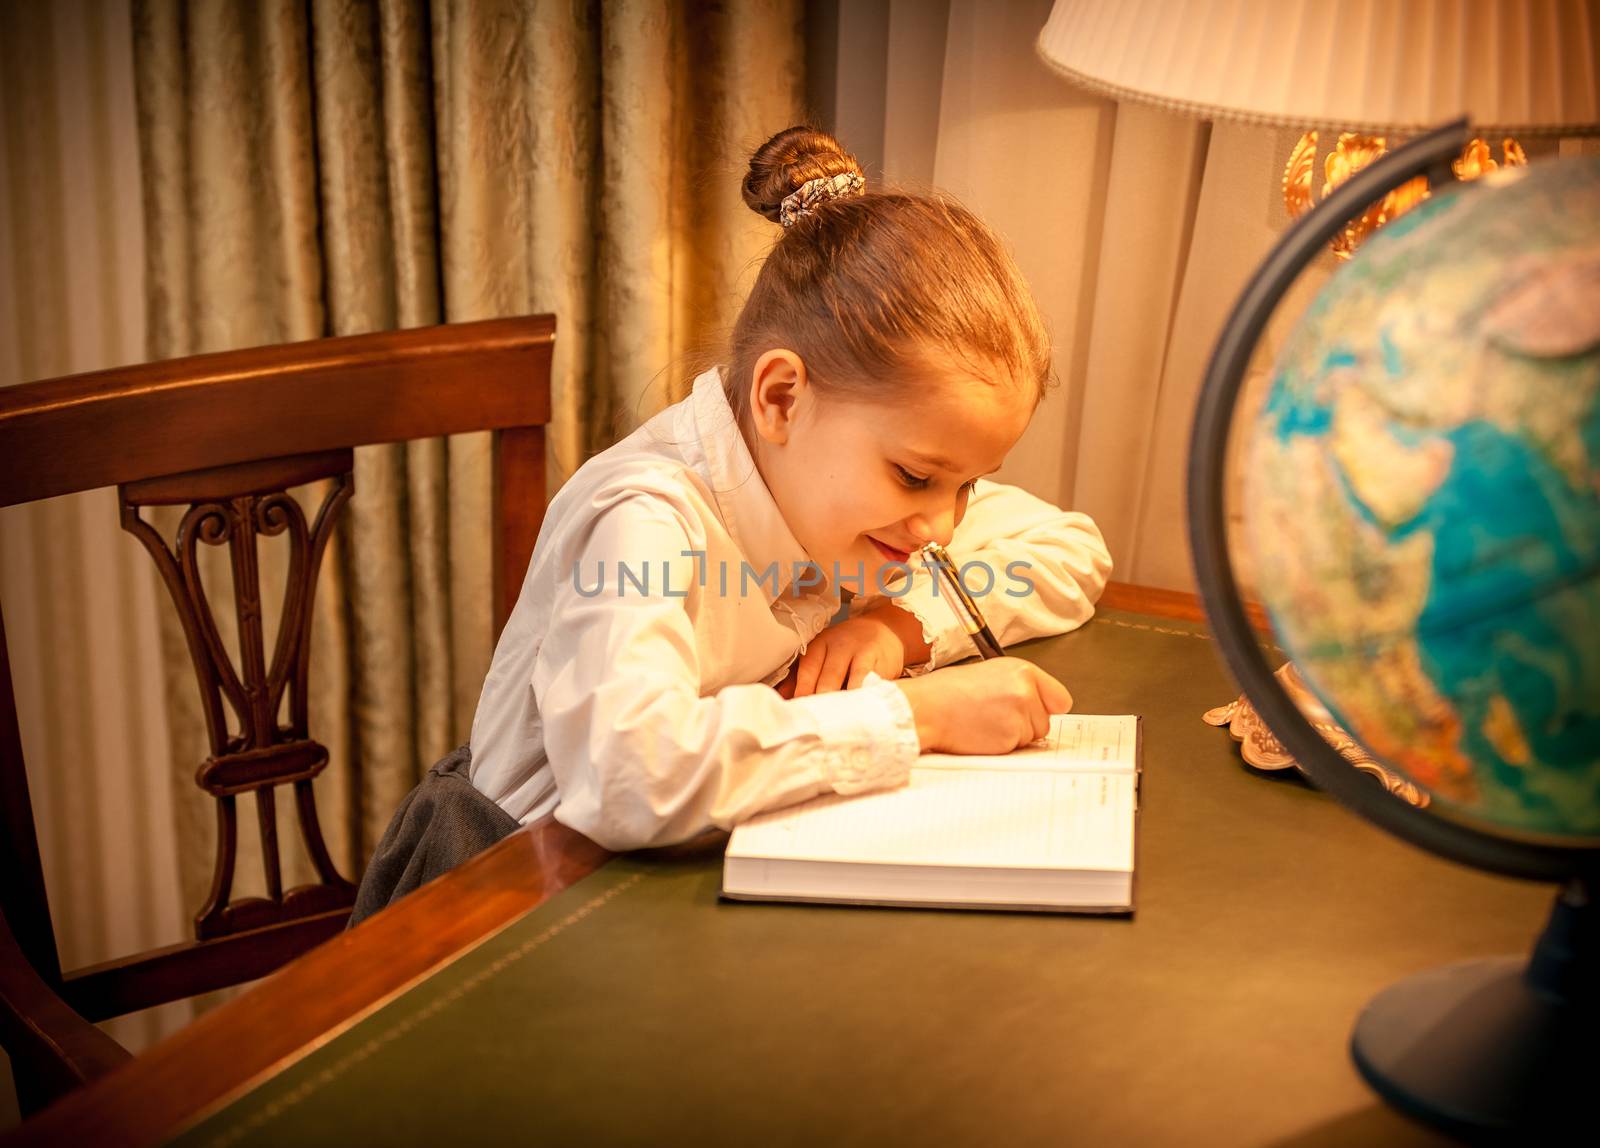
[884,578,971,673]
[786,671,920,795]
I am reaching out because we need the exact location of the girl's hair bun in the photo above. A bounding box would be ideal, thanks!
[742,126,865,223]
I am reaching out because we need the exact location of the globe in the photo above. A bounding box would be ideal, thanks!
[1188,125,1598,1138]
[1240,155,1600,846]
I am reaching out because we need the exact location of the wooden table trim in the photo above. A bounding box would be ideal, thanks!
[3,819,609,1148]
[1099,580,1271,633]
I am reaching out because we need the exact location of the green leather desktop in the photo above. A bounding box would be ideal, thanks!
[13,602,1550,1146]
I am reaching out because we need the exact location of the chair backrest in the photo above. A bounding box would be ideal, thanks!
[0,315,554,1109]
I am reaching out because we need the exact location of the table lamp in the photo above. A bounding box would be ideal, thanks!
[1039,0,1600,256]
[1039,0,1600,1139]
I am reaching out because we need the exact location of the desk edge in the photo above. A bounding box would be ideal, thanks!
[5,819,609,1148]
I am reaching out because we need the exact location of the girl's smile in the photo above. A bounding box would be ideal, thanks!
[868,536,913,564]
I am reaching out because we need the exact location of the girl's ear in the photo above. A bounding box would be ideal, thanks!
[748,349,808,445]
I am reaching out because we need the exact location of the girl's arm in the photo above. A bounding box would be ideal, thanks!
[870,479,1113,671]
[532,496,919,852]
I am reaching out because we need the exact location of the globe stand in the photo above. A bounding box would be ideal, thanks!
[1349,878,1597,1141]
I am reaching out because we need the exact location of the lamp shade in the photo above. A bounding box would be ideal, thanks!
[1038,0,1600,135]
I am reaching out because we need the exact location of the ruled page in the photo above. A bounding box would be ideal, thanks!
[727,714,1138,872]
[916,713,1138,773]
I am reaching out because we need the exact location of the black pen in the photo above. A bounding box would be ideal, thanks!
[916,542,1006,660]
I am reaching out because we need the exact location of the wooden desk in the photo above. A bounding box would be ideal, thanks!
[5,590,1549,1146]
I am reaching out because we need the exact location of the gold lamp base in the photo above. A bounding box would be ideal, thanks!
[1203,661,1429,807]
[1284,131,1526,259]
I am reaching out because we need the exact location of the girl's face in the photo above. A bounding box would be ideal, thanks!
[746,350,1034,587]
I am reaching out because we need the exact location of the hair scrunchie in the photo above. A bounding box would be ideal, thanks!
[778,171,866,228]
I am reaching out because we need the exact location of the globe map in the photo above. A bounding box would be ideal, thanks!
[1243,156,1600,842]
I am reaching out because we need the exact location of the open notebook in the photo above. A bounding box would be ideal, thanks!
[722,713,1142,914]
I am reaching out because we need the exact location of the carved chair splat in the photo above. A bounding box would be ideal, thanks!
[119,449,357,941]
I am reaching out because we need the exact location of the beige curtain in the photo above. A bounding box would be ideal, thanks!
[0,2,802,1098]
[0,0,193,1081]
[132,0,803,916]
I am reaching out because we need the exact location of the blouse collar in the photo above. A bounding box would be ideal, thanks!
[677,367,828,607]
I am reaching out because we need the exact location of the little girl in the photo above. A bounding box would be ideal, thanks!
[469,126,1112,852]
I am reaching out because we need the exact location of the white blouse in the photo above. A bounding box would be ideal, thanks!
[468,367,1113,851]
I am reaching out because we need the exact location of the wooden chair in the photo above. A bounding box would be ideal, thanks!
[0,315,554,1115]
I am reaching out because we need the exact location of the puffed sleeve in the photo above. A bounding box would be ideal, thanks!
[533,496,921,851]
[879,479,1112,671]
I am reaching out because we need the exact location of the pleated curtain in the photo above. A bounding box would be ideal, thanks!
[0,0,186,1065]
[131,0,803,921]
[0,2,801,1082]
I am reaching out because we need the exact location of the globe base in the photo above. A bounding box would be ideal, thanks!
[1350,885,1598,1141]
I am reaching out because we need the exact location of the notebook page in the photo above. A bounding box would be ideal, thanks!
[727,766,1136,872]
[916,713,1138,773]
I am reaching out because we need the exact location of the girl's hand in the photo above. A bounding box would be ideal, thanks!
[894,659,1073,755]
[789,603,926,696]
